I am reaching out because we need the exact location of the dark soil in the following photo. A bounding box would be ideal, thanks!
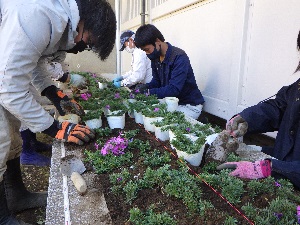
[16,113,276,225]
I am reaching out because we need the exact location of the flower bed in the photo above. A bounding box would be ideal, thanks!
[71,72,300,224]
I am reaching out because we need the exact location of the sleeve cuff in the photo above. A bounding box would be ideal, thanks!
[42,120,59,138]
[58,72,69,83]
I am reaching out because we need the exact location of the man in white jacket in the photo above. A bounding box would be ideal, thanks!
[113,30,152,89]
[0,0,116,224]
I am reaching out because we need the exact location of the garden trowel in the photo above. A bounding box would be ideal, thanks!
[60,155,87,194]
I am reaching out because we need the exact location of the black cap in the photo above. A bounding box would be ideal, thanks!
[119,30,134,51]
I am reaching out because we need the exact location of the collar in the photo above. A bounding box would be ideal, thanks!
[161,42,172,64]
[75,0,82,18]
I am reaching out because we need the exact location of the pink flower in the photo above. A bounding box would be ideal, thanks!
[94,142,100,150]
[105,105,110,109]
[80,93,91,101]
[154,108,160,112]
[114,93,121,99]
[129,93,135,99]
[100,134,128,156]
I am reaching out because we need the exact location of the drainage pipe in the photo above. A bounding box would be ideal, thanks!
[115,0,121,76]
[141,0,146,25]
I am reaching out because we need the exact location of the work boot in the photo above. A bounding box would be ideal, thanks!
[22,129,52,153]
[4,157,48,213]
[20,129,51,166]
[0,180,30,225]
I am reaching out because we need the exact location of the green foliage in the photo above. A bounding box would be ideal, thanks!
[141,149,171,167]
[129,205,177,225]
[128,100,147,113]
[171,133,206,154]
[141,103,168,118]
[94,127,112,137]
[84,150,133,173]
[226,153,241,162]
[123,180,140,204]
[81,109,102,121]
[123,129,140,140]
[224,216,238,225]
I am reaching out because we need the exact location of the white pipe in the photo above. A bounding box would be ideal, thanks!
[148,0,152,24]
[115,0,121,75]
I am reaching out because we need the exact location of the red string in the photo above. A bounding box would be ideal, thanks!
[136,122,255,225]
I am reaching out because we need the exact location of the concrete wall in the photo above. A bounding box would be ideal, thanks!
[119,0,300,138]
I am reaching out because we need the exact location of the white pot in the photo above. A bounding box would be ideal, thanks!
[98,82,107,90]
[55,81,68,90]
[85,118,102,129]
[143,116,163,132]
[165,97,179,112]
[155,125,169,141]
[134,110,144,124]
[107,114,125,129]
[174,134,204,166]
[175,145,205,166]
[58,114,80,124]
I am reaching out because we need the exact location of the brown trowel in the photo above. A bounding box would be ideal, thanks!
[60,155,87,194]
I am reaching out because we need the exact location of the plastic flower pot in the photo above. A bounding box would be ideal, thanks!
[124,99,137,118]
[55,81,68,90]
[165,97,179,112]
[58,114,80,124]
[143,116,164,132]
[98,82,108,90]
[85,118,102,129]
[174,134,204,166]
[154,125,169,141]
[134,110,144,124]
[107,113,125,129]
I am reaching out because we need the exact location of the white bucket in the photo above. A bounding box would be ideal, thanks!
[134,110,144,124]
[155,125,169,141]
[176,145,205,166]
[85,118,102,129]
[98,82,108,90]
[143,116,163,132]
[107,114,125,129]
[165,97,179,112]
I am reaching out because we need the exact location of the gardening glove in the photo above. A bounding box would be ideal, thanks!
[55,121,95,145]
[43,85,84,116]
[113,76,124,83]
[69,73,86,88]
[42,120,95,145]
[217,160,271,179]
[226,115,248,137]
[133,83,148,94]
[113,76,123,88]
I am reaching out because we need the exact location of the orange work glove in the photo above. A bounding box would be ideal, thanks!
[43,85,84,116]
[55,121,95,145]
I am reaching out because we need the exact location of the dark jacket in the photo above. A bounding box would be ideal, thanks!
[240,78,300,188]
[147,43,205,106]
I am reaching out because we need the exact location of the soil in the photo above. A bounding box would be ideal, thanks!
[15,113,282,225]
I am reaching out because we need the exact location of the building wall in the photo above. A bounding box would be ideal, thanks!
[120,0,300,137]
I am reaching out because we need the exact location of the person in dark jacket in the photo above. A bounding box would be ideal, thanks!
[218,31,300,189]
[134,24,205,120]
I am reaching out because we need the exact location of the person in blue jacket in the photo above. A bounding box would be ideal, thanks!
[218,31,300,189]
[134,24,205,120]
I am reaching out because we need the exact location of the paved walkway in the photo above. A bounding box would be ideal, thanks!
[45,140,112,225]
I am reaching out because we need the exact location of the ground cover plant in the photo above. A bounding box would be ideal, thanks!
[75,71,300,225]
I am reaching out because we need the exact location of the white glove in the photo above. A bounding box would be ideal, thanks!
[69,74,86,87]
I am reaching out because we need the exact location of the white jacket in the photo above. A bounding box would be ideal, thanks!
[121,48,152,87]
[0,0,79,132]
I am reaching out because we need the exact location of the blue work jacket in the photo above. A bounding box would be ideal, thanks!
[147,43,205,106]
[240,78,300,188]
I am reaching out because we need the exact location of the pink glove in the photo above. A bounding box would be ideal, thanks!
[217,160,271,179]
[226,115,248,137]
